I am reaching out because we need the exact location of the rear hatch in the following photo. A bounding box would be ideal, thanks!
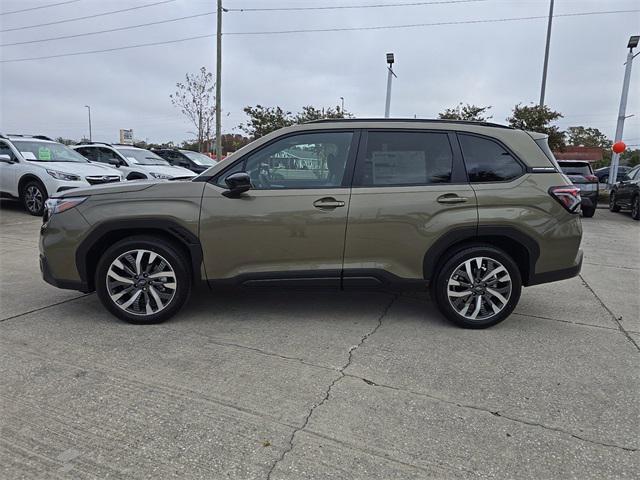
[558,161,598,193]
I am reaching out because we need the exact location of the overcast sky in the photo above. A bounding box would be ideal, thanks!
[1,0,639,147]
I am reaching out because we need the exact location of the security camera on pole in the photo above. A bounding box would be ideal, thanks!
[608,35,639,187]
[384,53,396,118]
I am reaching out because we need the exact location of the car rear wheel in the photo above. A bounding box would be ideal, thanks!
[21,180,47,216]
[95,236,191,324]
[581,206,596,218]
[433,245,522,329]
[609,192,620,212]
[632,195,640,221]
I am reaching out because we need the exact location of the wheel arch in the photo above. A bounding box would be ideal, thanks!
[18,173,48,196]
[76,219,203,292]
[423,226,540,287]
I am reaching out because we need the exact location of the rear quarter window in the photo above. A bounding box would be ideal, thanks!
[458,134,524,182]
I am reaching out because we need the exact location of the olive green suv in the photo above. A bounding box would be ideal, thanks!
[39,119,583,328]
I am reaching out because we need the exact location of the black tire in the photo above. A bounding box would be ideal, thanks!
[609,191,620,212]
[432,244,522,329]
[581,206,596,218]
[21,180,47,216]
[95,235,191,324]
[632,195,640,221]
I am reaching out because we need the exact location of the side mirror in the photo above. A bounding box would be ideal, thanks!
[107,158,122,167]
[0,154,14,163]
[222,172,251,198]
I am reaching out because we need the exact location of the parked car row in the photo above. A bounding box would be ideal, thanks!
[0,134,218,215]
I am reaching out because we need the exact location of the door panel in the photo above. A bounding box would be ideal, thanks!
[199,186,350,282]
[343,185,477,279]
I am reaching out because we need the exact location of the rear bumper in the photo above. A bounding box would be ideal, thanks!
[528,249,583,286]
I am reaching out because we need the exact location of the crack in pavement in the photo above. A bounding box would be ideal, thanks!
[0,294,91,323]
[345,375,638,453]
[579,274,640,352]
[265,294,398,480]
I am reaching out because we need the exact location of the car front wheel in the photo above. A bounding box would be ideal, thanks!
[433,245,522,329]
[22,180,47,216]
[95,236,191,324]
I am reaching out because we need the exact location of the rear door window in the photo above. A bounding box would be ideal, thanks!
[558,162,592,176]
[354,131,453,186]
[459,134,524,182]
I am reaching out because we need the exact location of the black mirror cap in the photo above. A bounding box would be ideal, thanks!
[223,171,251,198]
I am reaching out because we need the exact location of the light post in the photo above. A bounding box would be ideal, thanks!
[84,105,92,141]
[608,35,639,187]
[384,53,396,118]
[340,96,344,112]
[539,0,554,106]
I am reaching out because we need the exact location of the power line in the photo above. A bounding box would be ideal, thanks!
[224,8,640,35]
[226,0,488,12]
[2,8,638,63]
[0,0,176,33]
[0,0,80,16]
[0,11,216,47]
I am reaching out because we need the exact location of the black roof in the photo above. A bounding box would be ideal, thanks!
[305,118,513,129]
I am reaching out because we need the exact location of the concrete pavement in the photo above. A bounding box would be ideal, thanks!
[1,199,638,479]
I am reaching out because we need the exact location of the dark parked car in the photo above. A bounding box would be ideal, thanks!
[557,160,598,217]
[594,165,631,184]
[152,148,218,174]
[609,165,640,220]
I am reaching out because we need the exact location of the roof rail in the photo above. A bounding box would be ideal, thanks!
[304,118,513,129]
[78,141,113,147]
[4,134,54,140]
[0,133,7,140]
[32,135,53,141]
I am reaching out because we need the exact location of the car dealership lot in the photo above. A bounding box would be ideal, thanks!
[0,201,638,479]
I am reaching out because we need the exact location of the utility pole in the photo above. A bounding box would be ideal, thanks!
[539,0,554,107]
[340,96,344,112]
[215,0,223,160]
[384,53,396,118]
[84,105,92,141]
[608,36,639,187]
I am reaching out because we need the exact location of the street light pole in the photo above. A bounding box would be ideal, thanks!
[84,105,92,141]
[384,53,396,118]
[340,96,344,112]
[539,0,554,107]
[215,0,223,161]
[608,36,639,187]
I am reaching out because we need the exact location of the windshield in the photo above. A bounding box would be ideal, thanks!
[558,162,592,175]
[182,150,217,166]
[116,148,169,166]
[13,140,88,163]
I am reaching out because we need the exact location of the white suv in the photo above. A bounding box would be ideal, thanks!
[73,143,196,181]
[0,134,123,216]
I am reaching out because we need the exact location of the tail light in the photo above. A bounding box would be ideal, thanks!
[585,174,598,182]
[549,186,581,213]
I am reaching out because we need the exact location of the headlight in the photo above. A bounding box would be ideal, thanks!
[44,197,87,219]
[46,169,81,181]
[149,172,172,179]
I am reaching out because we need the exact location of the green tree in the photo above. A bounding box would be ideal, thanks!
[55,137,76,146]
[170,66,216,152]
[507,103,565,150]
[438,103,492,122]
[239,105,294,139]
[566,126,612,148]
[240,104,353,139]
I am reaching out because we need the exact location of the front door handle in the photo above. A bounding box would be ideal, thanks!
[437,194,468,204]
[313,197,345,209]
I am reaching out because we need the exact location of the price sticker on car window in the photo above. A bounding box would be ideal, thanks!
[38,147,52,161]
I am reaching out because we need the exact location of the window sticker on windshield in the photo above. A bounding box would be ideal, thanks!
[38,147,52,161]
[22,152,37,160]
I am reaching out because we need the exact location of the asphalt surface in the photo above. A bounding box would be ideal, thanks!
[0,199,638,479]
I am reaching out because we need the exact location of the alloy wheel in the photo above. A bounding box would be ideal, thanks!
[106,249,177,316]
[447,256,512,321]
[25,185,43,214]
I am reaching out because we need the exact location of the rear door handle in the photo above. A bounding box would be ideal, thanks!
[313,197,345,209]
[437,194,468,204]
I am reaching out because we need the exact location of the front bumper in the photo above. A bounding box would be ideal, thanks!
[40,254,89,292]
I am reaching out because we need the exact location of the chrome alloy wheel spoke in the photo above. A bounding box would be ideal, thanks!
[447,256,512,321]
[106,249,177,316]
